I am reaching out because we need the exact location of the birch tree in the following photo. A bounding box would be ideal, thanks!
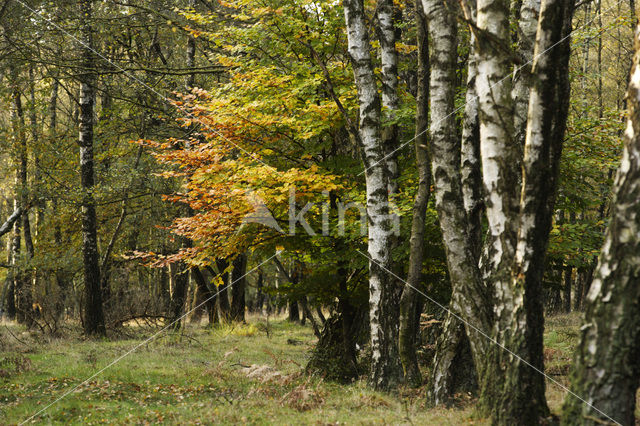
[399,0,430,387]
[491,0,575,420]
[562,23,640,426]
[343,0,403,389]
[423,0,575,420]
[421,0,492,406]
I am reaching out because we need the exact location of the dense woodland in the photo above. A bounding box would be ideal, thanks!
[0,0,639,424]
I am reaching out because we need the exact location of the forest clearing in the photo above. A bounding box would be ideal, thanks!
[1,314,588,424]
[1,0,640,424]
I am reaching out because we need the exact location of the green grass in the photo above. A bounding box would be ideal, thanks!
[0,316,480,425]
[0,311,600,424]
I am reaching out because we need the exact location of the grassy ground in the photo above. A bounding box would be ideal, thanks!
[0,313,586,425]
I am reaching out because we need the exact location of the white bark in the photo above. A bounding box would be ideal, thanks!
[513,0,541,149]
[343,0,402,389]
[476,0,519,273]
[377,0,400,195]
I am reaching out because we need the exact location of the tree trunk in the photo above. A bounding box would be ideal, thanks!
[19,88,35,328]
[492,0,575,421]
[563,266,572,313]
[429,314,478,404]
[399,0,429,388]
[421,0,494,407]
[10,84,31,326]
[78,0,105,336]
[212,260,231,321]
[473,0,522,410]
[230,253,247,323]
[460,0,483,260]
[159,265,170,309]
[513,0,541,150]
[562,23,640,426]
[377,0,401,195]
[255,269,265,313]
[288,299,300,322]
[185,0,197,91]
[5,199,19,321]
[574,267,586,311]
[344,0,402,390]
[190,266,216,325]
[427,0,483,403]
[169,263,189,330]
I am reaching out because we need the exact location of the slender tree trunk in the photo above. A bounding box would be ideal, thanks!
[169,263,189,329]
[255,269,265,313]
[562,24,640,425]
[9,196,20,322]
[230,253,247,323]
[11,85,33,327]
[513,0,541,150]
[574,267,586,311]
[344,0,403,390]
[48,80,68,319]
[461,0,483,259]
[563,266,572,313]
[428,0,483,403]
[185,0,197,91]
[377,0,401,196]
[191,266,216,325]
[399,0,429,387]
[596,0,603,119]
[29,66,44,241]
[79,0,105,336]
[473,0,522,408]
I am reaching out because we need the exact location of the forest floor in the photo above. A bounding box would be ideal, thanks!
[0,312,584,425]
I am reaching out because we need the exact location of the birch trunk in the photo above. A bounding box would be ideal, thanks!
[421,0,493,404]
[562,23,640,426]
[512,0,541,149]
[399,0,429,387]
[79,0,105,336]
[476,0,519,290]
[494,0,575,421]
[461,0,483,259]
[344,0,402,389]
[377,0,400,196]
[474,0,521,416]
